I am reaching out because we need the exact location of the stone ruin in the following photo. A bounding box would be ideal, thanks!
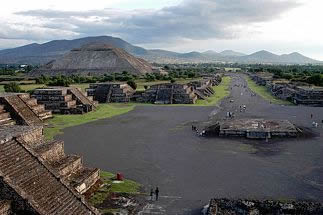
[137,83,198,104]
[189,79,216,100]
[32,87,97,114]
[206,198,323,215]
[0,93,52,126]
[86,83,135,103]
[0,125,100,214]
[205,119,299,139]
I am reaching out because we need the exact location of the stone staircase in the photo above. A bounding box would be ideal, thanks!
[0,105,16,126]
[17,93,53,120]
[33,139,100,194]
[0,94,43,126]
[0,136,99,214]
[68,87,97,111]
[0,200,11,215]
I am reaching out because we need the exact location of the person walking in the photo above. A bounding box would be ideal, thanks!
[150,188,154,201]
[155,187,159,201]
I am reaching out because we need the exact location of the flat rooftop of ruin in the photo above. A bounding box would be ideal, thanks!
[0,125,41,143]
[296,86,323,91]
[220,119,298,133]
[0,93,28,97]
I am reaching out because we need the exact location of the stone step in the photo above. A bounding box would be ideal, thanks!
[0,118,16,126]
[69,167,100,194]
[24,98,38,107]
[0,200,11,215]
[0,112,10,121]
[35,140,65,163]
[37,110,53,120]
[51,155,82,177]
[0,105,5,112]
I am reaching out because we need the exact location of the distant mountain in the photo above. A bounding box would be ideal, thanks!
[238,50,320,64]
[219,50,246,57]
[0,36,147,64]
[0,36,321,65]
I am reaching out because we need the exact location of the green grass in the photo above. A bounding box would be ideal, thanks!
[194,76,232,106]
[246,77,292,105]
[89,171,141,206]
[44,104,135,140]
[0,85,4,93]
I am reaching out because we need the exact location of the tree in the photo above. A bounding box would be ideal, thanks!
[4,82,23,93]
[127,80,137,89]
[170,78,176,83]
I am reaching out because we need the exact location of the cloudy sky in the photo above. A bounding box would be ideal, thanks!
[1,0,322,60]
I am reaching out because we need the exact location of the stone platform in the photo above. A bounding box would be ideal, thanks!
[206,119,299,139]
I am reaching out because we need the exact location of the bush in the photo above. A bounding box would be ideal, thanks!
[127,80,137,89]
[170,78,176,83]
[4,82,24,93]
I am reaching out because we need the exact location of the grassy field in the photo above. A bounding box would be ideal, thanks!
[194,76,232,106]
[246,77,292,105]
[89,171,141,206]
[44,104,135,140]
[0,85,4,93]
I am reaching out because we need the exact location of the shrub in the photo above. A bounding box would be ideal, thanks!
[127,80,137,89]
[4,82,24,93]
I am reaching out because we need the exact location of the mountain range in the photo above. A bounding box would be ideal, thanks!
[0,36,321,65]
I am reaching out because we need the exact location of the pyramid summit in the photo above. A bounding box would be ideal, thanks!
[32,42,153,76]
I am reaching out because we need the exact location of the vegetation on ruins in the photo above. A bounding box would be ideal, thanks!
[127,80,137,89]
[194,76,231,106]
[246,77,292,105]
[89,171,141,206]
[246,64,323,86]
[44,104,135,140]
[4,82,24,93]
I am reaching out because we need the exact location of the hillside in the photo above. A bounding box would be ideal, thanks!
[0,36,321,65]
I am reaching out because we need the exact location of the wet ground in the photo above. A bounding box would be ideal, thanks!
[59,74,323,214]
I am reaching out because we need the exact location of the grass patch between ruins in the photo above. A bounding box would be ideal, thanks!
[0,85,4,93]
[44,104,135,140]
[194,76,232,106]
[89,171,141,206]
[246,77,292,105]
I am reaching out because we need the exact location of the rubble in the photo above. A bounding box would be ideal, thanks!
[206,198,323,215]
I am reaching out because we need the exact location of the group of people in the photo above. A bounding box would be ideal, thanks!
[150,187,159,201]
[192,125,206,137]
[310,114,323,128]
[239,105,247,112]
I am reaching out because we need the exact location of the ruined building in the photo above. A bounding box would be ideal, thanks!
[292,86,323,106]
[32,43,153,76]
[189,79,215,100]
[206,119,299,139]
[206,198,323,215]
[86,83,135,103]
[0,93,52,126]
[0,125,100,215]
[137,83,198,104]
[32,87,97,114]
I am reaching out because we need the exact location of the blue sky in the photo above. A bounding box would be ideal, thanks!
[0,0,323,60]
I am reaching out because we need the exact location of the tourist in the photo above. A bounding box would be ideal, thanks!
[155,187,159,201]
[150,188,154,201]
[311,114,313,119]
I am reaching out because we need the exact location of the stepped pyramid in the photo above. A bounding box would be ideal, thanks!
[33,43,153,76]
[0,93,52,126]
[0,126,100,215]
